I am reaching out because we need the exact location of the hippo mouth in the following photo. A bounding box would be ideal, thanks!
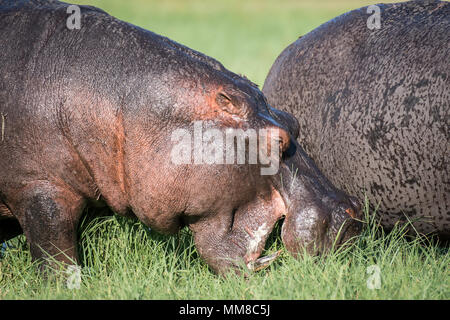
[280,205,363,257]
[247,250,282,271]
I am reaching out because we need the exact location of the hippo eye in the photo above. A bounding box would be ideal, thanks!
[217,92,232,103]
[216,92,240,115]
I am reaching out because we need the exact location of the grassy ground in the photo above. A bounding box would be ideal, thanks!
[1,201,448,299]
[1,0,448,300]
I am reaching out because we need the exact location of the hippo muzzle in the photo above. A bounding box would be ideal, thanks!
[281,198,362,256]
[273,137,363,256]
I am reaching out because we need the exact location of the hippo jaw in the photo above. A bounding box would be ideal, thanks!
[186,185,287,275]
[274,138,363,256]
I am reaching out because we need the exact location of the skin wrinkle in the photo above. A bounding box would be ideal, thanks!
[114,107,128,201]
[56,100,99,200]
[0,202,13,218]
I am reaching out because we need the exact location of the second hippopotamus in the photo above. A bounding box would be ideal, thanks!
[263,0,449,240]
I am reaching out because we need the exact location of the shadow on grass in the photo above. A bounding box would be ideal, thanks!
[76,207,203,275]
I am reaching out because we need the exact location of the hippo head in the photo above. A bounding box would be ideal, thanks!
[118,39,361,274]
[272,133,363,256]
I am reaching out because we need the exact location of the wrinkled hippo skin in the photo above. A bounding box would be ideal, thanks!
[0,0,362,274]
[263,0,449,239]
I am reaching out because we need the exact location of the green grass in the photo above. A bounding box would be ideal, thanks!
[1,0,447,300]
[1,200,448,299]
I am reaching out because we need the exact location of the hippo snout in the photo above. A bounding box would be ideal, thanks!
[274,136,363,257]
[281,199,362,256]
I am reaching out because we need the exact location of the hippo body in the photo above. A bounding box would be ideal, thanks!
[263,0,449,238]
[0,0,361,273]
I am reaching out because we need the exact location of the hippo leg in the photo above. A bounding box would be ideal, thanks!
[12,181,85,267]
[188,188,286,275]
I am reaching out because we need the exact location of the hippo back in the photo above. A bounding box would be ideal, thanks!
[262,0,450,237]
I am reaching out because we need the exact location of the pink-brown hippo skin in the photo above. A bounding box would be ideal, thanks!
[0,0,361,274]
[263,0,449,241]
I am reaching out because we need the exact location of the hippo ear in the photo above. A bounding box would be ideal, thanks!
[269,107,300,139]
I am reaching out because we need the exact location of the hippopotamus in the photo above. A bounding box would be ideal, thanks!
[263,0,449,240]
[0,0,361,274]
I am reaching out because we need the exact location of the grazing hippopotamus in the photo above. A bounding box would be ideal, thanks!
[0,0,361,274]
[263,0,449,240]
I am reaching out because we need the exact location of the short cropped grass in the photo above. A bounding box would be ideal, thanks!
[1,0,447,300]
[1,199,448,299]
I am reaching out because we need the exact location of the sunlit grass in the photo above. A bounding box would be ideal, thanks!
[1,199,448,299]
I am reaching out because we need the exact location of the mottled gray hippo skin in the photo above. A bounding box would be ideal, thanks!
[263,0,449,238]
